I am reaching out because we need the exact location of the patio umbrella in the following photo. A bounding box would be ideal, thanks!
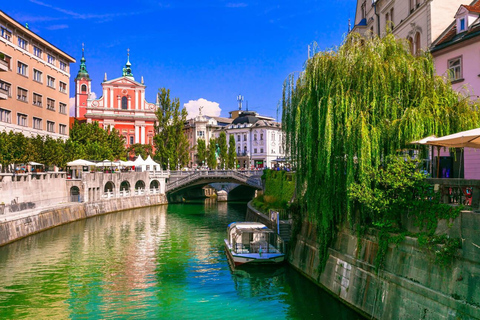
[421,128,480,149]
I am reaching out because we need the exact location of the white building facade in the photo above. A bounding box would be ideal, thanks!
[352,0,465,53]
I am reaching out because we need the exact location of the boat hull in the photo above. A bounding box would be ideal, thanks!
[224,239,285,267]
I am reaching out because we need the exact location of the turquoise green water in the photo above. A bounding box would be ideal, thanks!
[0,201,364,319]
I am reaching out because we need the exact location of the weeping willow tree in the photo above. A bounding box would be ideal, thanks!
[282,32,480,271]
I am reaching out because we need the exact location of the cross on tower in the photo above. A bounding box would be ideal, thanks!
[199,106,203,115]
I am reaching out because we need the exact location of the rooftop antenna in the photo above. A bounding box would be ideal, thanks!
[237,94,243,110]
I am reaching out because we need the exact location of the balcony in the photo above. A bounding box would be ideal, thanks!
[0,59,7,72]
[0,86,7,100]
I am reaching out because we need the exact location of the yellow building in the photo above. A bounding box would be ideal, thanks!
[0,10,75,139]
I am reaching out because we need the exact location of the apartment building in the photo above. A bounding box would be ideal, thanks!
[351,0,464,53]
[0,10,75,139]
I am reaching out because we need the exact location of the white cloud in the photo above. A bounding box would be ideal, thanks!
[184,98,221,119]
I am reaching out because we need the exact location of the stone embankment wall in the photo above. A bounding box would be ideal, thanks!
[0,194,167,246]
[289,211,480,319]
[0,172,69,208]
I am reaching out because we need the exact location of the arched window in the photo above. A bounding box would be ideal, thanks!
[390,8,394,28]
[81,84,87,93]
[414,32,421,56]
[407,37,414,55]
[122,96,128,110]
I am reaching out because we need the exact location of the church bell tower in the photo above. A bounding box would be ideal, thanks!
[75,44,91,120]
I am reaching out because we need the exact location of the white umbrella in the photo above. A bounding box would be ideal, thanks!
[28,161,43,166]
[422,128,480,149]
[95,160,119,167]
[67,159,96,166]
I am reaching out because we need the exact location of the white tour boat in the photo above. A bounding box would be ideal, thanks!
[224,222,285,267]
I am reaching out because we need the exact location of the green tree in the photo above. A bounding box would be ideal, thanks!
[68,121,125,161]
[153,88,189,169]
[282,33,480,271]
[227,134,237,169]
[207,138,217,169]
[217,132,228,169]
[127,143,153,160]
[196,138,207,166]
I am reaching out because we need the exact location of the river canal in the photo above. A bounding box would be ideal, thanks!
[0,201,364,319]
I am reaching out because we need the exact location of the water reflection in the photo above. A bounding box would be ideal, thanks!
[0,200,363,320]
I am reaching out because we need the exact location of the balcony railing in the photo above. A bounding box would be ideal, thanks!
[427,178,480,209]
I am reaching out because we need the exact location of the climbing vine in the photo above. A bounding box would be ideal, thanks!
[282,33,479,272]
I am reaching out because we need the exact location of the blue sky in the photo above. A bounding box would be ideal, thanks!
[3,0,356,120]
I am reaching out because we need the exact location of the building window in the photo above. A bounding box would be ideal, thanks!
[33,69,42,83]
[0,81,11,97]
[409,0,415,13]
[59,81,67,93]
[47,76,55,88]
[130,136,134,145]
[47,54,55,65]
[17,62,28,76]
[33,46,42,58]
[47,98,55,111]
[59,124,67,135]
[17,113,27,127]
[414,32,421,56]
[260,148,264,153]
[59,61,67,71]
[0,108,11,123]
[448,57,462,81]
[1,54,11,69]
[390,8,394,28]
[260,133,263,140]
[361,1,366,19]
[197,130,205,138]
[254,133,257,141]
[122,96,128,109]
[244,146,247,153]
[81,84,87,93]
[237,146,240,154]
[1,26,11,41]
[272,133,275,141]
[59,102,67,114]
[47,121,55,133]
[18,37,28,50]
[17,87,28,102]
[243,134,246,141]
[33,117,42,130]
[237,135,240,141]
[254,148,257,153]
[33,93,42,107]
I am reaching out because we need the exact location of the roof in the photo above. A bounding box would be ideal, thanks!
[212,116,233,124]
[232,111,259,125]
[431,1,480,53]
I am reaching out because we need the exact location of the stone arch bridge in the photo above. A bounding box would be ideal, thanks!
[166,170,263,202]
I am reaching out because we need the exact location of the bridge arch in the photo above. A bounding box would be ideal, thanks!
[150,180,159,189]
[104,181,115,193]
[120,180,130,191]
[135,180,145,190]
